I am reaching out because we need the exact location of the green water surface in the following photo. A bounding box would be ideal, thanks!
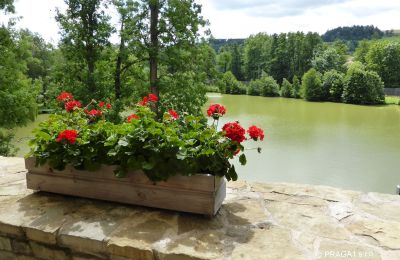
[206,94,400,194]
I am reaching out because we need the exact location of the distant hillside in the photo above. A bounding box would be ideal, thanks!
[209,38,245,52]
[322,25,384,42]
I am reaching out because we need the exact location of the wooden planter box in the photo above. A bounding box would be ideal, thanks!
[24,157,226,216]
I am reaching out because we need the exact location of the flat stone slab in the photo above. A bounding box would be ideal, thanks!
[0,157,400,260]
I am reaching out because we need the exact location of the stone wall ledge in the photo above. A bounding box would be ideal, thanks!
[1,157,400,260]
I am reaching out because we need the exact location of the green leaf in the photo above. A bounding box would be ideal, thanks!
[227,165,238,181]
[239,154,247,165]
[118,139,129,147]
[142,160,155,170]
[37,131,51,141]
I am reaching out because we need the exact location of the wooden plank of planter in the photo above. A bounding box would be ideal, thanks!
[25,157,226,215]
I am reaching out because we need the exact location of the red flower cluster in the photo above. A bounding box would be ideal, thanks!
[56,91,74,102]
[99,102,112,109]
[247,125,264,141]
[222,122,246,143]
[56,130,78,144]
[64,100,82,112]
[207,104,226,119]
[168,109,179,120]
[127,114,139,122]
[85,109,102,117]
[148,94,158,102]
[138,93,158,106]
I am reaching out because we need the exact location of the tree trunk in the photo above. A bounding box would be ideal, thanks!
[149,0,159,111]
[114,20,124,100]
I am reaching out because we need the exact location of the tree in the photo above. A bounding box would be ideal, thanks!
[56,0,113,102]
[343,63,385,105]
[280,78,293,98]
[243,33,271,80]
[216,50,232,73]
[311,46,346,73]
[365,41,400,88]
[301,68,326,101]
[218,71,245,94]
[292,75,301,98]
[354,40,371,64]
[0,0,14,13]
[322,70,344,102]
[0,3,38,155]
[230,44,244,80]
[113,0,140,100]
[128,0,207,114]
[260,75,280,97]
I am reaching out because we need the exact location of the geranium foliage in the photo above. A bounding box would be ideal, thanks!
[28,92,264,182]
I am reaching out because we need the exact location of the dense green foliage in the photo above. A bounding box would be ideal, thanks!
[343,63,385,105]
[311,46,347,73]
[248,75,280,97]
[218,71,246,95]
[322,70,345,102]
[280,78,293,98]
[292,75,301,98]
[322,25,383,42]
[301,69,325,101]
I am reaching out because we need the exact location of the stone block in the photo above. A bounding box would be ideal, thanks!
[30,241,69,260]
[0,250,17,260]
[12,239,32,255]
[0,236,12,251]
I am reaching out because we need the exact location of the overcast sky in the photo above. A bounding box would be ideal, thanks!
[1,0,400,43]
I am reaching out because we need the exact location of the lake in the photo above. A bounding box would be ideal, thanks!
[206,94,400,194]
[12,95,400,194]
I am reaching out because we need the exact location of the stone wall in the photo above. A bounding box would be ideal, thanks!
[1,157,400,260]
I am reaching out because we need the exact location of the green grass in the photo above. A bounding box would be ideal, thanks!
[385,96,400,105]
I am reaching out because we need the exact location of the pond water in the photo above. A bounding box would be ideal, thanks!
[206,94,400,194]
[11,95,400,194]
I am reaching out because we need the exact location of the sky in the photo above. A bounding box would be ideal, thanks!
[1,0,400,43]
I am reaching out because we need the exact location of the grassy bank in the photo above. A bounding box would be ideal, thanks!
[385,96,400,105]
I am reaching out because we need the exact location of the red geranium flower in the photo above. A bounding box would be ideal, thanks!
[207,104,226,119]
[138,96,149,106]
[222,122,246,143]
[127,114,139,122]
[86,109,102,117]
[168,109,179,120]
[148,93,158,102]
[99,102,112,109]
[247,125,264,141]
[56,129,78,144]
[64,100,82,112]
[56,91,74,102]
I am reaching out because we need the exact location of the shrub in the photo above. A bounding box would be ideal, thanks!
[220,71,240,94]
[280,78,293,98]
[248,79,263,96]
[292,75,301,98]
[260,75,280,97]
[343,66,385,105]
[322,70,345,102]
[0,131,17,156]
[205,85,220,93]
[301,68,327,101]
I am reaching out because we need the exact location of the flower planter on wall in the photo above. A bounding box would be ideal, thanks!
[25,157,226,216]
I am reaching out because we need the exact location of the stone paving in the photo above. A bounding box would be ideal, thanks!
[0,156,400,260]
